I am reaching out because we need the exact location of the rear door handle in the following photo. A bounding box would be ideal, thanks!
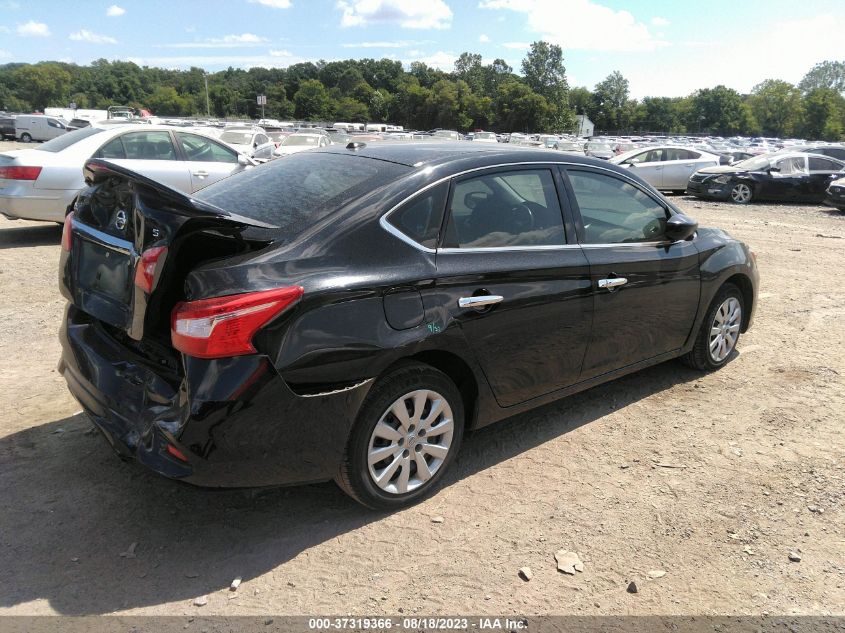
[458,295,503,309]
[192,170,209,177]
[598,277,628,290]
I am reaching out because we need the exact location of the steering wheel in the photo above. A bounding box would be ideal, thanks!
[509,202,536,233]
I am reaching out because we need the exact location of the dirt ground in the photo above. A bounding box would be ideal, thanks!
[0,139,843,617]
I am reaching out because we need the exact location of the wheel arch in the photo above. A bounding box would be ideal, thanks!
[384,350,480,429]
[722,273,754,332]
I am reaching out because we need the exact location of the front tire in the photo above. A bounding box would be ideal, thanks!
[20,133,32,143]
[682,284,743,371]
[730,182,753,204]
[335,362,464,509]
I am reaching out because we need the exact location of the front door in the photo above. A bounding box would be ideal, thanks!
[561,167,701,380]
[174,132,244,192]
[435,166,594,407]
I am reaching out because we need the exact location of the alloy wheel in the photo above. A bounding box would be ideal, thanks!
[730,183,752,204]
[709,297,741,363]
[367,389,454,495]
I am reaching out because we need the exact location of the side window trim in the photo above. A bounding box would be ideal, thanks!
[560,165,676,246]
[438,164,570,251]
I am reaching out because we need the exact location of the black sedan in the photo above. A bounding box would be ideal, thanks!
[687,152,845,204]
[825,176,845,211]
[58,143,759,509]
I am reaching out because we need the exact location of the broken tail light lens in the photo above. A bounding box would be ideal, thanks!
[61,212,74,252]
[134,246,168,294]
[171,286,304,359]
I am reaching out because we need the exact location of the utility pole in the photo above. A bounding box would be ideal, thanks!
[204,73,210,117]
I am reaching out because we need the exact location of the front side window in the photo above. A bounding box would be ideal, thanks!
[106,131,176,161]
[773,156,807,176]
[443,169,565,248]
[566,170,669,244]
[387,182,448,249]
[176,132,238,163]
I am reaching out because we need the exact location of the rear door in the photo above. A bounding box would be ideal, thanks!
[434,165,593,407]
[95,130,192,193]
[561,166,700,379]
[661,148,703,190]
[807,156,845,201]
[174,132,244,191]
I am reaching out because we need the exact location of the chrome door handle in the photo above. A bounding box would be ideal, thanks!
[458,295,503,309]
[598,277,628,290]
[192,170,209,177]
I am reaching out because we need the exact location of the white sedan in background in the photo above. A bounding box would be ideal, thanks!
[273,132,331,157]
[218,128,275,160]
[0,125,253,223]
[610,146,721,192]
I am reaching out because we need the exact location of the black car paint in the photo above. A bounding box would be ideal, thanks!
[58,143,759,488]
[687,162,844,202]
[825,178,845,211]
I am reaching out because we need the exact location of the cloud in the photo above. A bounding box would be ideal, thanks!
[403,50,456,71]
[16,20,50,37]
[341,40,419,48]
[106,4,125,16]
[338,0,452,29]
[479,0,666,52]
[650,16,669,27]
[70,30,118,44]
[479,34,490,43]
[248,0,292,8]
[158,33,269,48]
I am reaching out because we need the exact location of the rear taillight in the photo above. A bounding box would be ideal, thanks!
[61,212,74,252]
[171,286,304,359]
[134,246,168,293]
[0,165,42,180]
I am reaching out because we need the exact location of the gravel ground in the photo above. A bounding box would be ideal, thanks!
[0,140,843,616]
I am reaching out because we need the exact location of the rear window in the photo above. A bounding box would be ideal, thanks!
[35,126,106,152]
[194,152,410,231]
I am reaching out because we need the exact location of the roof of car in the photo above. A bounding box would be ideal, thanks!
[320,141,608,169]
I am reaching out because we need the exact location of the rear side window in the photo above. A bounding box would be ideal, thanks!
[443,169,565,248]
[387,182,448,249]
[34,126,105,152]
[808,156,844,172]
[195,152,410,231]
[176,132,238,163]
[567,170,669,244]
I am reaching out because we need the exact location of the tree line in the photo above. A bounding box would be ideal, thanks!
[1,46,843,140]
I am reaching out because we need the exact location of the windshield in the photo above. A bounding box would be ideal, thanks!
[195,153,409,235]
[733,155,771,171]
[220,131,254,145]
[281,135,320,146]
[34,126,106,153]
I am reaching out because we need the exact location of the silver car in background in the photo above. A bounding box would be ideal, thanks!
[218,127,275,160]
[0,125,253,223]
[610,145,721,192]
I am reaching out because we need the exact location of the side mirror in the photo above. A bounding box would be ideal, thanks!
[664,213,698,242]
[237,154,250,166]
[768,166,780,173]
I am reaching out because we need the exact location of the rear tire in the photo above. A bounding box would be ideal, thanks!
[335,362,464,510]
[682,283,743,371]
[20,133,32,143]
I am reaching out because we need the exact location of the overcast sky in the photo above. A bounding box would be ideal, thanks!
[1,0,842,98]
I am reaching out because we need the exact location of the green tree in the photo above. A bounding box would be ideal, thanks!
[13,63,72,111]
[369,88,391,122]
[802,88,845,140]
[293,79,331,120]
[521,41,572,130]
[592,71,630,131]
[494,80,554,132]
[333,97,369,122]
[454,52,484,93]
[689,85,748,135]
[799,60,845,94]
[146,86,190,116]
[748,80,804,137]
